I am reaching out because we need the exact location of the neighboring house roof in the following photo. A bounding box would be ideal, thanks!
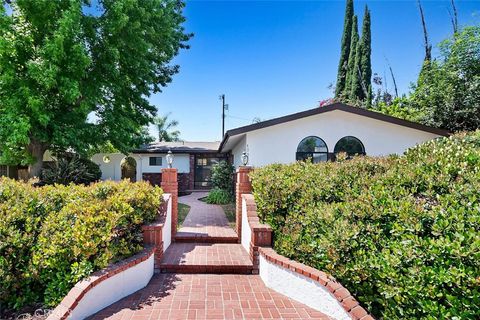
[219,102,450,152]
[133,141,221,154]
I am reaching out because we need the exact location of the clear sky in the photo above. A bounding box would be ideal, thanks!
[148,0,479,141]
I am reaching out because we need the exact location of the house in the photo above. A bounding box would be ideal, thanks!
[91,141,228,193]
[93,103,448,194]
[219,102,449,167]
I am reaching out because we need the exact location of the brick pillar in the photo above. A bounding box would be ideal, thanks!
[161,168,178,240]
[236,166,253,242]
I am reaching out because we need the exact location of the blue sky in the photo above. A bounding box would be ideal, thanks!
[149,0,479,141]
[5,1,479,141]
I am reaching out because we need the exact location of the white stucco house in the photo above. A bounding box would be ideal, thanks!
[87,103,448,193]
[219,102,449,167]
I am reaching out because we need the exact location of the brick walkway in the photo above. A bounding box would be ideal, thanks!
[88,274,332,320]
[177,192,237,241]
[159,243,253,274]
[89,192,332,319]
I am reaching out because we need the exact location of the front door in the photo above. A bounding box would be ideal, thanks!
[194,156,220,189]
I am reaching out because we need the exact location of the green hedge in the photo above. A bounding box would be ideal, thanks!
[0,179,162,310]
[251,132,480,319]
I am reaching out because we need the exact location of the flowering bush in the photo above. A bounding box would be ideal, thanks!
[251,131,480,319]
[0,179,162,310]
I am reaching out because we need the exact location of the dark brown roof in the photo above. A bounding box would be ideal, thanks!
[133,141,220,154]
[219,102,450,152]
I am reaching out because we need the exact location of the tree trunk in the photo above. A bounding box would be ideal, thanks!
[27,140,48,178]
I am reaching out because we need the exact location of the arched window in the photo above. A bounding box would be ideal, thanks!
[296,136,328,163]
[334,136,365,157]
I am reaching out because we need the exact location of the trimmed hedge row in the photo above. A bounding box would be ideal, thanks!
[0,179,162,310]
[251,132,480,319]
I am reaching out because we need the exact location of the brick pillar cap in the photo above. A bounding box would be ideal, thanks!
[237,166,253,172]
[161,168,178,173]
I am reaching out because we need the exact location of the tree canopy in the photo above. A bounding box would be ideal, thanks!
[411,26,480,132]
[154,113,181,142]
[0,0,190,176]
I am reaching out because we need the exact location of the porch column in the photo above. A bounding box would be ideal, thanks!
[161,168,178,240]
[236,166,253,243]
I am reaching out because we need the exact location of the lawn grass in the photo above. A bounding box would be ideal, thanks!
[177,202,191,229]
[220,203,236,229]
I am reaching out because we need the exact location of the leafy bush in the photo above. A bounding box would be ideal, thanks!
[40,155,101,185]
[211,160,234,193]
[0,179,162,310]
[205,187,233,205]
[251,132,480,319]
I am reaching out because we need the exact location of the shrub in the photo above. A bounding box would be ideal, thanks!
[40,155,101,185]
[0,179,162,310]
[205,187,233,205]
[211,160,234,193]
[251,131,480,319]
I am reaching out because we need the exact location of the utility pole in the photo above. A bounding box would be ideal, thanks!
[219,94,228,138]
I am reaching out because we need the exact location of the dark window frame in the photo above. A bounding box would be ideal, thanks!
[149,156,163,166]
[333,136,366,157]
[295,136,329,163]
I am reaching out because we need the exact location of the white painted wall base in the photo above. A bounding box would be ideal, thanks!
[259,255,351,320]
[162,194,172,252]
[67,254,154,320]
[241,197,252,253]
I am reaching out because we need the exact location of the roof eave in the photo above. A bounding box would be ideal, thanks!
[218,103,450,151]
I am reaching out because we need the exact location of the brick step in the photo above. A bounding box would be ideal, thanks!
[159,265,253,274]
[158,243,254,274]
[174,234,238,244]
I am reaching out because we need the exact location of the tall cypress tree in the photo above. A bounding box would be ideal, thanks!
[345,15,359,100]
[350,40,363,101]
[359,6,372,105]
[335,0,354,98]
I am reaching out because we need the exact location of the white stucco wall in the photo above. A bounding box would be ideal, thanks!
[68,254,154,320]
[162,194,172,252]
[136,153,190,174]
[241,197,252,253]
[231,110,441,168]
[259,255,351,320]
[91,153,190,182]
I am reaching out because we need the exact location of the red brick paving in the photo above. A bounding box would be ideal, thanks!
[89,274,332,320]
[177,192,238,241]
[159,243,253,274]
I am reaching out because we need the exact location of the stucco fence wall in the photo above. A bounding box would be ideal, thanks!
[48,193,173,320]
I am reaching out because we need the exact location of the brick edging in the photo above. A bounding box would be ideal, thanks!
[258,247,374,320]
[48,246,155,320]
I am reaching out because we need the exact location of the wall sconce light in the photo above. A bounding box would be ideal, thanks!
[102,155,111,164]
[241,147,249,166]
[166,150,174,168]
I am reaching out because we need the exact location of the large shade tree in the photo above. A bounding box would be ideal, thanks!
[0,0,190,177]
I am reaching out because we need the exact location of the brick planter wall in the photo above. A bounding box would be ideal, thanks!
[48,247,155,320]
[235,166,253,243]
